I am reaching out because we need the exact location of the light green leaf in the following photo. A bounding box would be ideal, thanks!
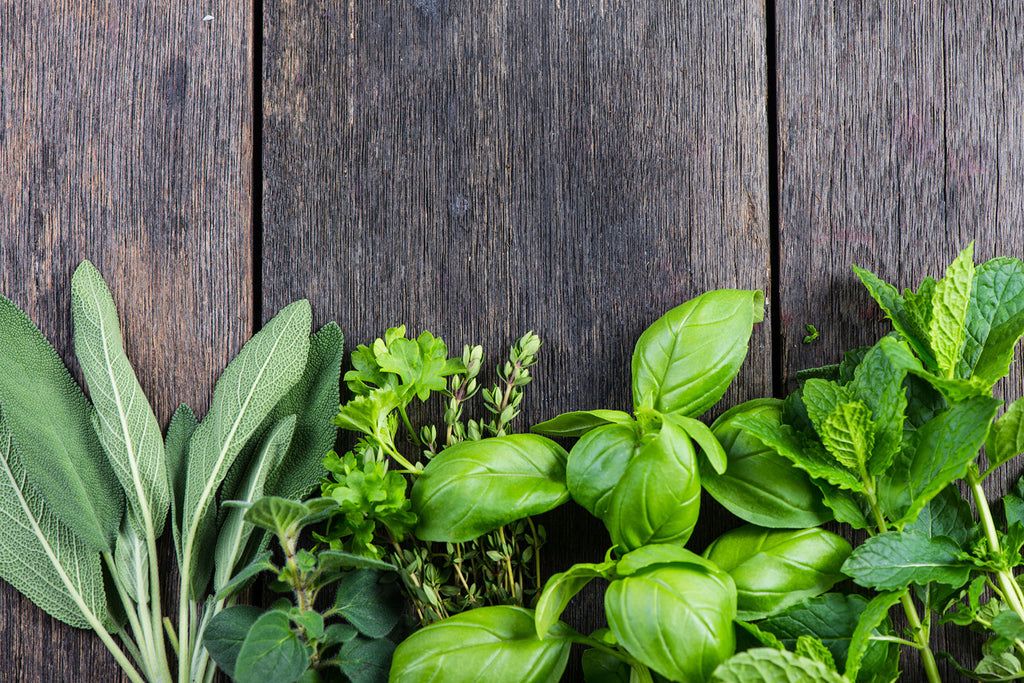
[614,543,718,576]
[0,293,123,552]
[181,299,311,598]
[72,261,169,544]
[820,401,875,471]
[317,550,395,572]
[992,611,1024,642]
[214,415,296,592]
[0,420,111,630]
[853,265,936,369]
[535,560,616,637]
[845,589,906,681]
[801,380,852,435]
[567,424,640,520]
[532,410,634,438]
[930,244,975,378]
[961,257,1024,384]
[244,497,309,538]
[412,434,569,542]
[631,289,764,417]
[796,636,836,670]
[113,517,149,604]
[390,606,573,683]
[166,403,197,563]
[204,605,264,678]
[842,531,971,591]
[712,648,850,683]
[235,609,312,683]
[670,414,727,474]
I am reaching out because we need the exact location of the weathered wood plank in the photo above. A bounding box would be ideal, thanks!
[777,1,1024,676]
[0,2,252,680]
[263,0,769,675]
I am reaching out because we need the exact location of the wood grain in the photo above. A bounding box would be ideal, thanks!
[263,0,770,676]
[777,1,1024,676]
[0,1,252,680]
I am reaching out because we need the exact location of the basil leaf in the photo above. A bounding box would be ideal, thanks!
[234,609,312,683]
[581,648,630,683]
[842,531,972,591]
[615,543,718,576]
[412,434,569,542]
[631,289,764,417]
[535,560,616,637]
[605,562,736,682]
[671,414,727,474]
[203,605,264,678]
[0,293,123,552]
[389,606,573,682]
[532,410,633,437]
[566,424,639,519]
[712,648,850,683]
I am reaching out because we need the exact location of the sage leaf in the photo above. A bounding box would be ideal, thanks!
[0,420,111,630]
[845,589,906,681]
[712,648,850,683]
[532,409,634,437]
[317,550,396,572]
[166,403,197,562]
[334,569,402,639]
[929,244,975,378]
[412,434,569,542]
[214,415,296,592]
[234,609,312,683]
[181,299,311,598]
[631,289,764,417]
[534,560,616,637]
[72,260,169,542]
[113,517,149,604]
[842,531,971,591]
[390,606,573,683]
[0,294,123,552]
[204,605,264,678]
[961,257,1024,384]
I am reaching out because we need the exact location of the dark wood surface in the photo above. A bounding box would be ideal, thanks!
[0,2,253,680]
[777,1,1024,677]
[2,0,1024,680]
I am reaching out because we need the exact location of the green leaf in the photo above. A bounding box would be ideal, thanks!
[845,589,906,680]
[0,420,112,629]
[961,257,1024,384]
[614,543,719,576]
[376,330,462,401]
[581,648,630,683]
[113,517,149,604]
[566,423,640,519]
[818,482,871,530]
[389,606,573,682]
[317,550,396,572]
[234,609,312,683]
[321,623,358,649]
[703,526,851,619]
[340,636,396,683]
[214,416,296,592]
[412,434,569,542]
[992,612,1024,642]
[604,418,701,551]
[266,323,344,501]
[842,531,971,591]
[929,244,975,378]
[244,496,309,538]
[72,260,169,543]
[819,401,875,471]
[796,635,836,670]
[203,605,264,678]
[670,414,727,474]
[704,399,831,529]
[631,289,764,417]
[605,563,737,682]
[534,560,616,637]
[334,569,402,638]
[0,293,123,552]
[904,485,974,549]
[712,648,850,683]
[165,404,197,563]
[987,398,1024,472]
[181,299,311,598]
[853,265,936,368]
[214,551,275,601]
[801,379,852,434]
[532,410,634,437]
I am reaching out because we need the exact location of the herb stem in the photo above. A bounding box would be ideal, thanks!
[526,516,542,592]
[969,474,1024,618]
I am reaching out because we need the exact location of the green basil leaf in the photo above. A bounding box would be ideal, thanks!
[929,244,975,378]
[631,289,764,417]
[235,609,312,683]
[535,560,616,637]
[615,543,718,576]
[412,434,569,542]
[704,526,851,619]
[712,648,850,683]
[203,605,264,678]
[165,404,198,564]
[0,293,123,552]
[604,419,700,551]
[72,260,169,542]
[605,563,736,681]
[845,589,907,681]
[704,399,831,528]
[842,531,972,591]
[581,647,630,683]
[0,420,112,630]
[182,299,311,598]
[390,606,573,682]
[532,410,633,437]
[566,424,639,519]
[340,636,396,683]
[334,569,402,639]
[671,414,727,474]
[961,257,1024,384]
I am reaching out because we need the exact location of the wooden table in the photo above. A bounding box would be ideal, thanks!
[1,1,1022,680]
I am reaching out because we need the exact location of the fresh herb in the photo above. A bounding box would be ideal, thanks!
[803,323,820,343]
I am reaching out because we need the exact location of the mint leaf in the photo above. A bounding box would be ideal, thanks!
[820,401,875,471]
[801,380,852,435]
[853,265,936,369]
[848,336,918,474]
[961,257,1024,384]
[845,589,907,681]
[841,531,971,591]
[905,485,974,549]
[712,648,850,683]
[987,397,1024,472]
[929,244,975,378]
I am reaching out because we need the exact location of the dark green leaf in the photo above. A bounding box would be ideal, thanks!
[631,289,764,417]
[842,531,971,591]
[845,589,906,681]
[961,257,1024,385]
[987,398,1024,472]
[531,410,633,437]
[215,551,276,601]
[235,609,312,683]
[340,637,395,683]
[581,648,630,683]
[904,485,974,549]
[166,404,198,563]
[204,605,264,678]
[334,570,402,638]
[321,623,358,649]
[992,612,1024,642]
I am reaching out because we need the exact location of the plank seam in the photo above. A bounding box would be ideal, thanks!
[253,0,265,329]
[766,0,783,397]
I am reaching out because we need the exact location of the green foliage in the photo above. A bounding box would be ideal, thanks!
[712,648,851,683]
